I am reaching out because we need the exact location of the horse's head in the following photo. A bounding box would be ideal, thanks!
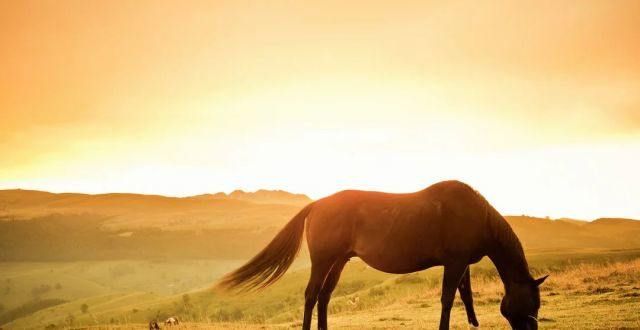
[500,275,548,330]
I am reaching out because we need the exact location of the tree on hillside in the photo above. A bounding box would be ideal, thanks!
[80,303,89,314]
[31,284,52,297]
[182,293,191,306]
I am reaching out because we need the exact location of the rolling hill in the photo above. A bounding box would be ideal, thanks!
[0,189,311,230]
[0,189,639,261]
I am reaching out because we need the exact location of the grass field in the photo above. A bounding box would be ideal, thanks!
[0,260,246,310]
[2,249,640,329]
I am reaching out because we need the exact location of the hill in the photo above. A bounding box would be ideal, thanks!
[0,189,312,261]
[506,216,640,251]
[0,189,639,261]
[0,189,311,230]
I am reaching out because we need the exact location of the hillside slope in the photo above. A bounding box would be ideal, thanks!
[0,189,638,260]
[0,189,311,230]
[507,216,640,250]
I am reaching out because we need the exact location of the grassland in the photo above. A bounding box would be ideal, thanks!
[0,260,246,310]
[1,190,639,329]
[3,249,640,329]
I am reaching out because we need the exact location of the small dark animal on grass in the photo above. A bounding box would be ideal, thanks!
[217,180,548,330]
[165,316,179,326]
[148,320,160,330]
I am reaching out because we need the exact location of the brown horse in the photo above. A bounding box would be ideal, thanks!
[218,180,548,330]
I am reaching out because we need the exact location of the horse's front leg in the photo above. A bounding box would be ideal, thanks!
[439,263,468,330]
[458,267,479,328]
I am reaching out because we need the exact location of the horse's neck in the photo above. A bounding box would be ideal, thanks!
[487,213,532,289]
[489,248,531,289]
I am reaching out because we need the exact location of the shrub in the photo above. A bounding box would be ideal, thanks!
[31,284,52,297]
[394,273,426,284]
[0,298,67,324]
[334,280,366,295]
[368,287,387,297]
[182,293,191,305]
[80,303,89,314]
[211,307,244,322]
[65,314,75,326]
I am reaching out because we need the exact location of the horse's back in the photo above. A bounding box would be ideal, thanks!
[305,181,491,271]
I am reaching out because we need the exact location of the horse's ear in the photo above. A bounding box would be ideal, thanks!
[534,275,549,286]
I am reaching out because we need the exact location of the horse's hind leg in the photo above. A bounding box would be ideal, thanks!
[317,257,349,330]
[458,267,479,327]
[303,259,334,330]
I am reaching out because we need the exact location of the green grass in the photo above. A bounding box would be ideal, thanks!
[2,249,640,329]
[0,260,244,310]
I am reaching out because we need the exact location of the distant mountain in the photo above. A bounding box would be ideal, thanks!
[188,189,311,205]
[0,189,310,231]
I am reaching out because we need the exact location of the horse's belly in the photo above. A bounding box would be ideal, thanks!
[357,252,440,274]
[354,241,443,274]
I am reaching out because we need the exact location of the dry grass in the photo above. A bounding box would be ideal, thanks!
[79,259,640,329]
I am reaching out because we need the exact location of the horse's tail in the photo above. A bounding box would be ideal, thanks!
[216,203,314,291]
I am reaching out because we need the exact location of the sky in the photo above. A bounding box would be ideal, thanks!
[1,0,639,220]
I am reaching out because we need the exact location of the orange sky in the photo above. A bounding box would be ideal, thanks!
[1,0,639,219]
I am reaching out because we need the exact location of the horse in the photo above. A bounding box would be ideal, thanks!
[217,180,548,330]
[164,316,179,326]
[148,320,160,330]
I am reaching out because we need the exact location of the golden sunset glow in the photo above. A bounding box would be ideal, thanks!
[1,0,639,219]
